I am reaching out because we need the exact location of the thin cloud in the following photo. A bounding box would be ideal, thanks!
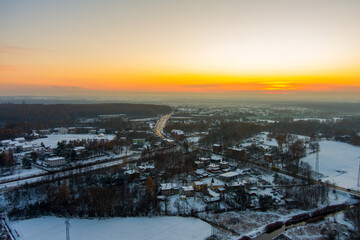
[0,45,51,55]
[0,64,23,72]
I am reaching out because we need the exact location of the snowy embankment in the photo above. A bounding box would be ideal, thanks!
[0,154,140,190]
[301,140,360,190]
[10,216,212,240]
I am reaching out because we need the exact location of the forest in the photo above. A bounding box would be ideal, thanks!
[0,103,171,140]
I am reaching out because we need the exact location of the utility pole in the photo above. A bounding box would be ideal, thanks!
[357,160,360,188]
[65,218,70,240]
[315,141,320,174]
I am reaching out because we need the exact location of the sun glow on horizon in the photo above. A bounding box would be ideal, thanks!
[1,0,360,99]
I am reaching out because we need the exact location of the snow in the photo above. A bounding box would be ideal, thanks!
[30,134,116,148]
[10,216,212,240]
[186,137,201,143]
[301,140,360,189]
[219,171,240,178]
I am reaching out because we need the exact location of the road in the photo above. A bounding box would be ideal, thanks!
[153,112,173,139]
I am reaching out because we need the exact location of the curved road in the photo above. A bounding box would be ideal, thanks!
[154,112,173,139]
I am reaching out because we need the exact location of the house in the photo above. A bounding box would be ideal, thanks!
[226,180,245,190]
[227,147,246,160]
[219,171,240,182]
[31,132,40,138]
[207,163,221,173]
[58,127,68,134]
[244,177,258,188]
[198,157,210,166]
[209,178,225,191]
[213,144,222,153]
[89,129,97,134]
[218,160,229,169]
[125,170,140,179]
[160,183,179,196]
[163,139,175,146]
[171,129,185,140]
[98,129,106,134]
[181,186,195,197]
[284,198,297,209]
[15,142,24,149]
[180,195,187,201]
[4,140,16,147]
[248,187,258,196]
[14,137,26,143]
[1,140,11,147]
[210,154,222,163]
[74,146,86,154]
[204,189,220,203]
[194,161,204,168]
[39,129,51,135]
[21,145,33,152]
[193,181,208,192]
[46,156,66,167]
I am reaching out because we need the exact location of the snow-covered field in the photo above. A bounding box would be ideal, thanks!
[10,216,212,240]
[302,140,360,190]
[31,134,116,148]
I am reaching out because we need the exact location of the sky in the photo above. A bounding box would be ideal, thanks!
[1,0,360,101]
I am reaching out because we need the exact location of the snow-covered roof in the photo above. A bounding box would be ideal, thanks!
[229,180,245,187]
[182,186,194,191]
[208,189,220,198]
[193,181,207,186]
[171,129,184,135]
[227,147,245,151]
[203,178,224,186]
[22,145,33,149]
[14,137,25,142]
[74,146,85,151]
[47,157,65,162]
[210,154,222,161]
[15,143,24,147]
[219,171,240,178]
[160,183,178,190]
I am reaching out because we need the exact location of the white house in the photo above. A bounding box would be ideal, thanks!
[46,157,66,167]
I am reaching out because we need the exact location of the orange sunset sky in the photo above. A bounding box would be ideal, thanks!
[1,0,360,100]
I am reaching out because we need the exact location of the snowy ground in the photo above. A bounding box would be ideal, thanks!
[283,220,350,240]
[186,136,201,143]
[31,134,116,148]
[10,216,212,240]
[301,140,360,190]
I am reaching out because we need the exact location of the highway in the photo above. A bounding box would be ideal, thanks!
[153,112,173,139]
